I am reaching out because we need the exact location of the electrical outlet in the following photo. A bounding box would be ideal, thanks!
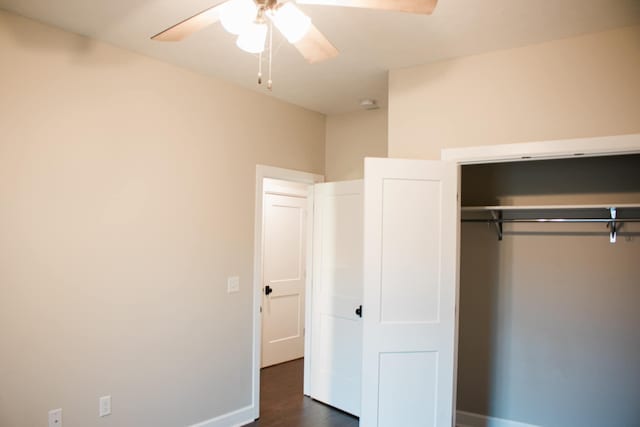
[99,395,111,417]
[48,408,62,427]
[227,276,240,293]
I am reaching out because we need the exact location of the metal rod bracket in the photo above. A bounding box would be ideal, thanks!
[491,210,503,241]
[608,207,618,244]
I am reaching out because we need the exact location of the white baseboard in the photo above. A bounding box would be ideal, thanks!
[189,405,255,427]
[456,410,540,427]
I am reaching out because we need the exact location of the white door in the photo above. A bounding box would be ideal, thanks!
[261,180,308,368]
[310,180,363,416]
[361,158,459,427]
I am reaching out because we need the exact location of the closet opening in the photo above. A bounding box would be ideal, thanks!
[456,154,640,427]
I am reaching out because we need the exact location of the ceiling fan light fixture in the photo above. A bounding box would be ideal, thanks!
[236,21,268,53]
[270,2,311,43]
[220,0,258,35]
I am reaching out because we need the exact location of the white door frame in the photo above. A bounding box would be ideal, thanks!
[441,133,640,425]
[252,165,323,420]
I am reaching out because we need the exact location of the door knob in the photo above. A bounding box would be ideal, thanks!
[265,285,273,295]
[355,305,362,318]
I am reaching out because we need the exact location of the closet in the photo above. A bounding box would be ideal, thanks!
[456,154,640,427]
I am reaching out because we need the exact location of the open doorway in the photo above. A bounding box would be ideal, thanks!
[251,165,323,420]
[251,166,364,424]
[455,154,640,427]
[441,135,640,427]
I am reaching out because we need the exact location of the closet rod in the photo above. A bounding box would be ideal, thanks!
[461,218,640,223]
[462,217,640,243]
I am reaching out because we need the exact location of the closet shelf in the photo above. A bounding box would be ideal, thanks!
[461,204,640,243]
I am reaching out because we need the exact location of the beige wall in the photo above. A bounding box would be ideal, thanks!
[388,25,640,160]
[325,109,388,181]
[0,10,324,427]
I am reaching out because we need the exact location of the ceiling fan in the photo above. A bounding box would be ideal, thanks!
[152,0,437,87]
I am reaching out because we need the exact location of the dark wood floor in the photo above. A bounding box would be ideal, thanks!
[243,358,359,427]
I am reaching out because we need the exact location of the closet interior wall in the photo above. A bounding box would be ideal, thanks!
[457,155,640,427]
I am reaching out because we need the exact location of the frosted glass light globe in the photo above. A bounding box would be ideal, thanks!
[220,0,258,35]
[236,21,268,54]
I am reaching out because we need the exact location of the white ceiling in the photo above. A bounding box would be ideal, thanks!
[2,0,639,114]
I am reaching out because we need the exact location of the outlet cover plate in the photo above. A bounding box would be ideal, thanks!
[48,408,62,427]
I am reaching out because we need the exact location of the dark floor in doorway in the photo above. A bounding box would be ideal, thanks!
[243,358,359,427]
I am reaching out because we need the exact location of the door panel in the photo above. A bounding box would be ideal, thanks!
[362,158,459,427]
[264,293,302,342]
[262,192,307,368]
[378,351,438,426]
[310,180,363,416]
[381,178,442,323]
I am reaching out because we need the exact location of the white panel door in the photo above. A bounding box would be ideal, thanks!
[310,180,363,416]
[361,158,459,427]
[262,192,307,368]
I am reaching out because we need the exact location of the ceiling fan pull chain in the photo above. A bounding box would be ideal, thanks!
[258,50,263,85]
[267,20,273,90]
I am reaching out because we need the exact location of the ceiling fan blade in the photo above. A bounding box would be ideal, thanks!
[151,1,230,41]
[296,0,437,14]
[294,24,339,64]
